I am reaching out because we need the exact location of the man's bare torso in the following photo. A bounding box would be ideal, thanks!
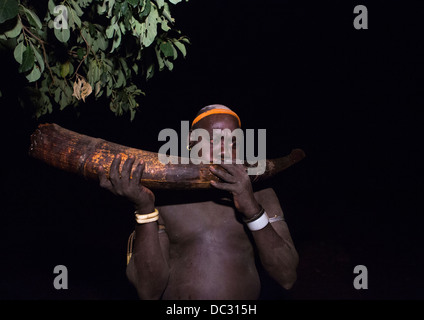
[159,196,261,299]
[127,187,282,299]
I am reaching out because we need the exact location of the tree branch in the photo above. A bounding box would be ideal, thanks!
[20,20,55,85]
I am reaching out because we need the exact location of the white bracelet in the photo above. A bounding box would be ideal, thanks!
[246,211,269,231]
[135,208,159,224]
[136,215,159,224]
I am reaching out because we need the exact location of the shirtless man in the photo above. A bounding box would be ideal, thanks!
[98,105,299,299]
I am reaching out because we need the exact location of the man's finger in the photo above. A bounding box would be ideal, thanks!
[121,155,135,182]
[98,166,113,191]
[132,160,145,184]
[210,180,235,192]
[219,163,240,175]
[210,166,236,183]
[109,154,122,183]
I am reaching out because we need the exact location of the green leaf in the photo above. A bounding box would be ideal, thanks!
[160,18,170,32]
[132,63,138,74]
[19,46,35,73]
[105,21,117,39]
[96,33,108,51]
[168,0,182,4]
[111,34,121,52]
[70,0,83,16]
[48,0,55,14]
[54,27,70,43]
[119,57,130,77]
[160,41,174,58]
[13,41,25,64]
[179,37,190,44]
[126,0,138,7]
[87,59,101,85]
[59,94,68,110]
[107,22,122,52]
[54,87,61,103]
[164,59,173,71]
[4,19,21,38]
[26,65,41,82]
[68,7,82,30]
[120,1,130,16]
[154,45,164,70]
[23,7,43,30]
[115,69,125,88]
[145,63,154,80]
[161,2,174,23]
[141,5,158,48]
[77,0,93,8]
[0,0,18,24]
[57,82,73,110]
[119,21,126,35]
[60,61,70,78]
[81,27,93,45]
[173,40,186,57]
[171,43,178,59]
[139,0,151,18]
[130,107,136,121]
[32,45,45,73]
[106,83,113,97]
[105,0,116,17]
[39,91,53,114]
[76,47,85,59]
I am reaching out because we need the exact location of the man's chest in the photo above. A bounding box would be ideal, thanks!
[158,200,247,243]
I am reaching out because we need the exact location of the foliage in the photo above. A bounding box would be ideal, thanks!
[0,0,189,120]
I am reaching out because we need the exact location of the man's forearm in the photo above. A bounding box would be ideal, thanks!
[132,222,170,299]
[251,224,298,290]
[239,195,298,290]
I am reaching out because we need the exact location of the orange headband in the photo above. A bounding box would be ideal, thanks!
[191,109,241,127]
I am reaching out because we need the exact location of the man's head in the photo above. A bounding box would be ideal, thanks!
[189,104,242,163]
[191,104,241,131]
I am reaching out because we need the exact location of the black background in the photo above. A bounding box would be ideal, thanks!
[0,0,423,300]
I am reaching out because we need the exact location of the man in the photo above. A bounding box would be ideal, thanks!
[98,105,298,299]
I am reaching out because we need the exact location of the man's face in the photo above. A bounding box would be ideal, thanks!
[189,114,241,163]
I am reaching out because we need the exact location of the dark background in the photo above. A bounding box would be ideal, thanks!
[0,0,423,300]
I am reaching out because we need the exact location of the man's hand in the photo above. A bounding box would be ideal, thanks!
[98,154,155,213]
[210,164,261,218]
